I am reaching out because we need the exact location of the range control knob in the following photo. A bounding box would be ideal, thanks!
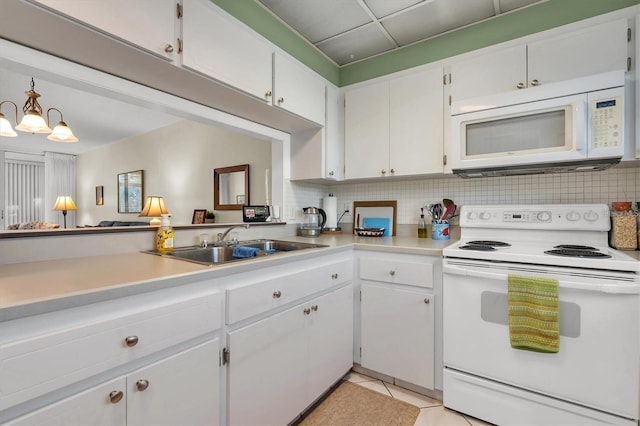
[536,211,552,222]
[583,210,599,222]
[566,211,581,222]
[479,211,491,221]
[466,211,478,221]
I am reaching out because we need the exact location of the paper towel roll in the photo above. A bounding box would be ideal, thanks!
[323,195,338,229]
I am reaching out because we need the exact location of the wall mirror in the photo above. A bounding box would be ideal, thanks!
[214,164,250,211]
[117,170,144,213]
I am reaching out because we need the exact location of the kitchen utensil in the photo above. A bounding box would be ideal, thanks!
[443,198,454,209]
[442,203,456,221]
[429,203,443,221]
[299,206,326,237]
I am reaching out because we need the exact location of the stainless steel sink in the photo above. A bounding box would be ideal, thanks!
[150,239,328,266]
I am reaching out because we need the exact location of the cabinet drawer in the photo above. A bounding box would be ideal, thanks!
[0,291,222,410]
[359,257,433,288]
[226,259,352,324]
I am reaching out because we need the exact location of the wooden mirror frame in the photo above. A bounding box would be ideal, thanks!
[214,164,250,211]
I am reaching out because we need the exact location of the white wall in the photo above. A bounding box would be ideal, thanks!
[76,120,272,225]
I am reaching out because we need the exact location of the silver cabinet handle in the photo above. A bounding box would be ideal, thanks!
[381,169,386,175]
[331,273,338,280]
[273,290,282,299]
[328,171,334,176]
[303,307,311,315]
[109,390,124,404]
[389,270,396,276]
[424,298,430,304]
[277,97,284,104]
[530,79,540,86]
[390,168,395,174]
[124,336,139,347]
[311,305,318,312]
[164,44,174,53]
[516,82,525,89]
[136,379,149,392]
[265,90,272,99]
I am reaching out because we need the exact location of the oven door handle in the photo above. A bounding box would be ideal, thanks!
[443,264,640,294]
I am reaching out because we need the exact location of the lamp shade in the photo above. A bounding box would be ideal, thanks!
[139,196,168,225]
[52,195,78,211]
[15,112,52,134]
[48,121,78,142]
[0,113,17,137]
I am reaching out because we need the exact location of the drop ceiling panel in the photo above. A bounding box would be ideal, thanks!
[316,23,396,66]
[257,0,371,43]
[382,0,496,46]
[256,0,546,66]
[363,0,424,19]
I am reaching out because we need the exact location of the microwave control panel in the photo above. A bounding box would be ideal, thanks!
[590,96,622,149]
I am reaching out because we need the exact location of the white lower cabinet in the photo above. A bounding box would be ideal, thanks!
[357,251,441,391]
[7,339,220,426]
[361,283,435,389]
[227,284,353,426]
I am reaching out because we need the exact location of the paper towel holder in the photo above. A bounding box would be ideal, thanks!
[322,193,343,235]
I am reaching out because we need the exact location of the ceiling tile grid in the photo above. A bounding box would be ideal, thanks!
[257,0,545,66]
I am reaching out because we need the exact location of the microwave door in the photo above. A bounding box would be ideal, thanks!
[451,94,588,171]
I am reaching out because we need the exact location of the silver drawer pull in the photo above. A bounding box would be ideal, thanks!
[424,298,430,304]
[109,390,124,404]
[303,307,311,315]
[164,43,174,53]
[311,304,318,312]
[331,273,338,279]
[273,290,282,299]
[124,335,139,347]
[136,379,150,392]
[389,270,396,276]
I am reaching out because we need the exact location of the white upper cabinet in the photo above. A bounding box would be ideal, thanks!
[273,52,326,125]
[28,0,178,61]
[345,67,444,179]
[181,0,273,102]
[450,18,629,102]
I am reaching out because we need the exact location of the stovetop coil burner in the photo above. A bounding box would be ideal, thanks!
[544,249,612,259]
[459,240,511,251]
[553,244,596,251]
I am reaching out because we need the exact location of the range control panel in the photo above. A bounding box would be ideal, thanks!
[460,204,610,231]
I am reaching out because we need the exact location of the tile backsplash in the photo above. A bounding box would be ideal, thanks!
[287,165,640,225]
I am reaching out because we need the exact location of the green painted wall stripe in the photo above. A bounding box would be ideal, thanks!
[211,0,638,88]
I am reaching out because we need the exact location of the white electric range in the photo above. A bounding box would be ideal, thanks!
[442,204,640,425]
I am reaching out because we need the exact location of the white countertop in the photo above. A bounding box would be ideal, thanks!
[0,233,455,322]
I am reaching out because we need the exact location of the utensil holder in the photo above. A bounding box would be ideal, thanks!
[431,221,450,240]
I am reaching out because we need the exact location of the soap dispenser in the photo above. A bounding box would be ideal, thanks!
[156,214,174,253]
[418,208,427,238]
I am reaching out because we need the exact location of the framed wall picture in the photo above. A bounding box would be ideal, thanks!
[95,185,104,205]
[192,209,207,224]
[117,170,144,213]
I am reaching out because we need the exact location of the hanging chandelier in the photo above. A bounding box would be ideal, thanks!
[0,77,79,143]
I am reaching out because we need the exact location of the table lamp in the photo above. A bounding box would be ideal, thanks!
[52,195,78,228]
[139,196,168,226]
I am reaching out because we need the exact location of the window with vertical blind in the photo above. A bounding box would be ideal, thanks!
[4,153,45,229]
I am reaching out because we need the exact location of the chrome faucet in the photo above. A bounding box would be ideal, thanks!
[216,224,249,246]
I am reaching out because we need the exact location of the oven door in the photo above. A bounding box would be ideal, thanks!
[443,259,640,420]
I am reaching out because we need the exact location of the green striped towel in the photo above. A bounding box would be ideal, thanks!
[508,274,559,353]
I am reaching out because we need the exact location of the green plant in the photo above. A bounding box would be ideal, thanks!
[205,211,215,219]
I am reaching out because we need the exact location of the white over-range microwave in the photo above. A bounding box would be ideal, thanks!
[450,71,629,178]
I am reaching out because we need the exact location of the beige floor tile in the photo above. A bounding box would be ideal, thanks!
[354,379,392,397]
[343,371,378,384]
[463,414,494,426]
[385,382,442,409]
[413,406,471,426]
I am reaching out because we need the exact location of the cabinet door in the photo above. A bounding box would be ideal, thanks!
[344,81,390,179]
[450,45,526,101]
[528,18,629,87]
[182,0,272,101]
[127,339,220,426]
[273,52,326,125]
[306,285,354,403]
[6,377,126,425]
[390,68,444,175]
[361,283,435,389]
[227,304,308,426]
[325,83,345,180]
[29,0,177,61]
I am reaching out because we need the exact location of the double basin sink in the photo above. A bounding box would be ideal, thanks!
[148,239,328,266]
